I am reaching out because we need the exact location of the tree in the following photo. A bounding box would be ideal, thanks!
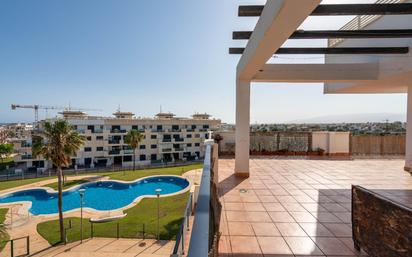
[32,120,85,243]
[124,129,144,171]
[0,143,13,164]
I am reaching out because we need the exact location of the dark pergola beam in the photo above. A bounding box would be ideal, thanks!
[238,3,412,17]
[229,47,409,55]
[233,29,412,40]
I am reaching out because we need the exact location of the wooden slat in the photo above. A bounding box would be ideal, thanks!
[229,47,409,55]
[233,29,412,40]
[239,3,412,17]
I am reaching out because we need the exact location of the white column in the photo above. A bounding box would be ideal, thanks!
[405,84,412,172]
[235,80,251,176]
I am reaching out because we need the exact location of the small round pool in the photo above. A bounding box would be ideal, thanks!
[0,176,189,215]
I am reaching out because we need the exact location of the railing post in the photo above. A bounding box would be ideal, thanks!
[26,236,30,255]
[10,240,14,257]
[91,222,93,238]
[181,225,185,255]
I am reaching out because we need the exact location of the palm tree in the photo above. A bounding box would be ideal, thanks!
[124,129,144,171]
[32,120,85,243]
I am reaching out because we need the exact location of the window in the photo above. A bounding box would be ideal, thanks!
[87,125,94,132]
[187,143,192,147]
[195,134,200,138]
[205,133,209,139]
[172,125,179,131]
[151,154,157,161]
[151,144,157,149]
[186,134,192,138]
[96,147,104,152]
[139,155,146,161]
[191,125,196,129]
[96,136,103,141]
[84,147,92,152]
[203,125,210,129]
[140,145,146,150]
[151,135,157,139]
[157,125,162,131]
[195,143,200,147]
[123,155,132,162]
[86,136,92,141]
[132,125,138,130]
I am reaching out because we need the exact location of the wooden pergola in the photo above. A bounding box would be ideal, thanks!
[229,1,412,176]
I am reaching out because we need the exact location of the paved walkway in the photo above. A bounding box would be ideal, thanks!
[28,238,174,257]
[218,158,412,257]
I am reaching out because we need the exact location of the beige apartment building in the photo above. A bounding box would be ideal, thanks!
[12,110,220,171]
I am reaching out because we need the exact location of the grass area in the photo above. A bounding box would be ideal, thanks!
[37,192,189,245]
[0,208,10,250]
[0,177,52,191]
[44,179,89,191]
[0,163,203,192]
[94,163,202,181]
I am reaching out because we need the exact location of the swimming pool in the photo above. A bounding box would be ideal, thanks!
[0,176,190,215]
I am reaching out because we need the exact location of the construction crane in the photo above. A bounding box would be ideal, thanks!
[11,104,101,127]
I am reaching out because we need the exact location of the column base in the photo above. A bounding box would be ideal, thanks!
[235,172,250,178]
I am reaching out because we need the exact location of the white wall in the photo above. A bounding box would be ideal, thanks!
[312,131,350,154]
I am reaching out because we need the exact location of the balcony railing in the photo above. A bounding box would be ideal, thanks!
[109,150,121,155]
[108,140,121,144]
[172,142,221,257]
[163,138,172,143]
[110,129,126,133]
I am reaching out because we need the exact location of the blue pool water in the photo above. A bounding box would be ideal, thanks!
[0,176,189,215]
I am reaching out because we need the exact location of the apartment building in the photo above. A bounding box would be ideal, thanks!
[12,110,220,171]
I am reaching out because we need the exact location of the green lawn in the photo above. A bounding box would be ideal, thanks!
[37,192,189,245]
[44,179,90,191]
[0,208,9,250]
[0,163,203,192]
[0,177,52,191]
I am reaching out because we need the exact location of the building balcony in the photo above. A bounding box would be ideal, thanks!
[108,140,121,144]
[110,129,127,134]
[162,138,172,143]
[21,154,33,160]
[108,149,121,155]
[123,149,134,155]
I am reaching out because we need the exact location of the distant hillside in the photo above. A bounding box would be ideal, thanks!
[289,113,406,124]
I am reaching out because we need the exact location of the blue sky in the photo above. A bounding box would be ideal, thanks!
[0,0,407,123]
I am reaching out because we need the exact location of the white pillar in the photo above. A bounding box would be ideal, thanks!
[235,80,250,177]
[405,84,412,172]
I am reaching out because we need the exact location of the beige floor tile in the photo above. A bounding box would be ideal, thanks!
[268,212,295,222]
[230,236,262,255]
[257,236,293,255]
[228,222,254,236]
[276,223,307,237]
[284,236,323,255]
[298,222,333,237]
[312,237,354,255]
[251,223,281,236]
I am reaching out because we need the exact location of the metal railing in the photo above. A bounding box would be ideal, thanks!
[171,193,193,257]
[328,0,407,47]
[1,236,30,257]
[183,143,221,257]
